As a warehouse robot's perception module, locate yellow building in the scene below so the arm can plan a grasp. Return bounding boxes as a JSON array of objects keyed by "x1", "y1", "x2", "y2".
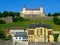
[{"x1": 27, "y1": 23, "x2": 54, "y2": 43}]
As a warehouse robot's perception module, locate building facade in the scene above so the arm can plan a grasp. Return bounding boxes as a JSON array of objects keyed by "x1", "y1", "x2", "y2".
[
  {"x1": 10, "y1": 27, "x2": 25, "y2": 36},
  {"x1": 13, "y1": 32, "x2": 28, "y2": 45},
  {"x1": 58, "y1": 34, "x2": 60, "y2": 42},
  {"x1": 27, "y1": 23, "x2": 54, "y2": 43},
  {"x1": 20, "y1": 5, "x2": 46, "y2": 19}
]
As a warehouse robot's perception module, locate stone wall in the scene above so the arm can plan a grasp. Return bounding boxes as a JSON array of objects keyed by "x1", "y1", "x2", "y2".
[
  {"x1": 0, "y1": 16, "x2": 13, "y2": 23},
  {"x1": 28, "y1": 42, "x2": 60, "y2": 45},
  {"x1": 0, "y1": 40, "x2": 13, "y2": 45},
  {"x1": 24, "y1": 15, "x2": 53, "y2": 20}
]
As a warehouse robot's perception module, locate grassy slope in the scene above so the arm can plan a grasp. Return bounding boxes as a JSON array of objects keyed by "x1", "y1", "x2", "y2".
[{"x1": 0, "y1": 20, "x2": 60, "y2": 31}]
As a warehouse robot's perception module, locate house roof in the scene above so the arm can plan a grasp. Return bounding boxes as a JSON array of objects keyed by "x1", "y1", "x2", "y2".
[
  {"x1": 14, "y1": 32, "x2": 28, "y2": 38},
  {"x1": 28, "y1": 24, "x2": 37, "y2": 29},
  {"x1": 38, "y1": 23, "x2": 52, "y2": 29},
  {"x1": 28, "y1": 23, "x2": 52, "y2": 29}
]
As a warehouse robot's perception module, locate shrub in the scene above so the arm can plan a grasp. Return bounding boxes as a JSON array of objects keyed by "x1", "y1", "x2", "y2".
[{"x1": 0, "y1": 20, "x2": 6, "y2": 24}]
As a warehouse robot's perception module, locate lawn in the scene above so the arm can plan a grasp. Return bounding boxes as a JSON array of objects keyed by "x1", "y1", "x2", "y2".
[{"x1": 0, "y1": 20, "x2": 60, "y2": 31}]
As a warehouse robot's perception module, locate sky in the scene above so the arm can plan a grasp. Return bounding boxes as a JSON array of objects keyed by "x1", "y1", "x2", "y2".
[{"x1": 0, "y1": 0, "x2": 60, "y2": 14}]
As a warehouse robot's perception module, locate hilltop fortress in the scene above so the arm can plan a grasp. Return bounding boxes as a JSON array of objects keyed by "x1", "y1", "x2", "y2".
[
  {"x1": 20, "y1": 5, "x2": 54, "y2": 20},
  {"x1": 20, "y1": 5, "x2": 47, "y2": 19}
]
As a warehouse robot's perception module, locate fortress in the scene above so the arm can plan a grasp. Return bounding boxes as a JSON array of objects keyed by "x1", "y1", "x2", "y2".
[{"x1": 20, "y1": 5, "x2": 46, "y2": 19}]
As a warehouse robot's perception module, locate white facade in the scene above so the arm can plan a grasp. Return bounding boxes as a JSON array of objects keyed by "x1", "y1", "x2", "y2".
[
  {"x1": 13, "y1": 37, "x2": 28, "y2": 41},
  {"x1": 20, "y1": 6, "x2": 46, "y2": 19},
  {"x1": 20, "y1": 6, "x2": 43, "y2": 15},
  {"x1": 12, "y1": 32, "x2": 28, "y2": 45},
  {"x1": 10, "y1": 29, "x2": 24, "y2": 36},
  {"x1": 13, "y1": 37, "x2": 28, "y2": 45}
]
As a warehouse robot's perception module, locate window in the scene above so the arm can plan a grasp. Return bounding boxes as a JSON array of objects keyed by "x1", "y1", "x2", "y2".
[
  {"x1": 31, "y1": 36, "x2": 33, "y2": 38},
  {"x1": 29, "y1": 36, "x2": 30, "y2": 38},
  {"x1": 29, "y1": 40, "x2": 30, "y2": 42},
  {"x1": 16, "y1": 37, "x2": 17, "y2": 39},
  {"x1": 28, "y1": 30, "x2": 34, "y2": 35},
  {"x1": 48, "y1": 36, "x2": 50, "y2": 42},
  {"x1": 48, "y1": 31, "x2": 52, "y2": 35},
  {"x1": 31, "y1": 40, "x2": 33, "y2": 42},
  {"x1": 19, "y1": 37, "x2": 21, "y2": 39},
  {"x1": 40, "y1": 29, "x2": 42, "y2": 35},
  {"x1": 37, "y1": 29, "x2": 38, "y2": 36},
  {"x1": 44, "y1": 29, "x2": 46, "y2": 36}
]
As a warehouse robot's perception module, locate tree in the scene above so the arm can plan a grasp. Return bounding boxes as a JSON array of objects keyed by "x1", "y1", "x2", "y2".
[
  {"x1": 8, "y1": 12, "x2": 20, "y2": 18},
  {"x1": 8, "y1": 12, "x2": 15, "y2": 17},
  {"x1": 52, "y1": 13, "x2": 60, "y2": 16},
  {"x1": 0, "y1": 30, "x2": 6, "y2": 39},
  {"x1": 2, "y1": 11, "x2": 8, "y2": 17},
  {"x1": 15, "y1": 12, "x2": 20, "y2": 17},
  {"x1": 4, "y1": 35, "x2": 12, "y2": 40},
  {"x1": 0, "y1": 20, "x2": 6, "y2": 24},
  {"x1": 53, "y1": 34, "x2": 59, "y2": 42},
  {"x1": 0, "y1": 12, "x2": 2, "y2": 18},
  {"x1": 48, "y1": 13, "x2": 51, "y2": 16},
  {"x1": 53, "y1": 16, "x2": 60, "y2": 25}
]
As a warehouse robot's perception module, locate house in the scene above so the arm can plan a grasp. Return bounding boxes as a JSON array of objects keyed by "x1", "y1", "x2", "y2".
[
  {"x1": 20, "y1": 5, "x2": 46, "y2": 19},
  {"x1": 27, "y1": 23, "x2": 54, "y2": 43},
  {"x1": 13, "y1": 32, "x2": 28, "y2": 45},
  {"x1": 9, "y1": 27, "x2": 25, "y2": 36}
]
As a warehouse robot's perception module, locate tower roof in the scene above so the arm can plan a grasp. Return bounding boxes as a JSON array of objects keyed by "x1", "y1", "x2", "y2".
[
  {"x1": 23, "y1": 5, "x2": 26, "y2": 8},
  {"x1": 40, "y1": 5, "x2": 43, "y2": 7}
]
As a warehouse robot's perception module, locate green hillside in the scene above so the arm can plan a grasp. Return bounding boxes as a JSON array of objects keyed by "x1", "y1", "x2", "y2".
[{"x1": 0, "y1": 20, "x2": 60, "y2": 31}]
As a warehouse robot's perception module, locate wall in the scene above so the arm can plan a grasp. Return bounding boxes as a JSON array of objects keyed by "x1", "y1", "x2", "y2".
[
  {"x1": 25, "y1": 16, "x2": 53, "y2": 20},
  {"x1": 28, "y1": 42, "x2": 60, "y2": 45},
  {"x1": 0, "y1": 16, "x2": 13, "y2": 23}
]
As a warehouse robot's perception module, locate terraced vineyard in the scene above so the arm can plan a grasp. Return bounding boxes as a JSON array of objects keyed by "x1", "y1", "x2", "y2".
[{"x1": 0, "y1": 20, "x2": 60, "y2": 31}]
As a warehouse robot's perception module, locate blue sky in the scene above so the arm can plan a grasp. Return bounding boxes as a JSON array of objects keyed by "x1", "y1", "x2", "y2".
[{"x1": 0, "y1": 0, "x2": 60, "y2": 14}]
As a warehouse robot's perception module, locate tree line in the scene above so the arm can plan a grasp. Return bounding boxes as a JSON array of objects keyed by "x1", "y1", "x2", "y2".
[
  {"x1": 0, "y1": 11, "x2": 60, "y2": 25},
  {"x1": 47, "y1": 13, "x2": 60, "y2": 25},
  {"x1": 53, "y1": 16, "x2": 60, "y2": 25},
  {"x1": 0, "y1": 11, "x2": 30, "y2": 24},
  {"x1": 0, "y1": 11, "x2": 20, "y2": 18},
  {"x1": 48, "y1": 13, "x2": 60, "y2": 16}
]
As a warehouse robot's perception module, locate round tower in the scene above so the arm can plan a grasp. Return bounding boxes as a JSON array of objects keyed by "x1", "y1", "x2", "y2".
[{"x1": 23, "y1": 5, "x2": 26, "y2": 13}]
